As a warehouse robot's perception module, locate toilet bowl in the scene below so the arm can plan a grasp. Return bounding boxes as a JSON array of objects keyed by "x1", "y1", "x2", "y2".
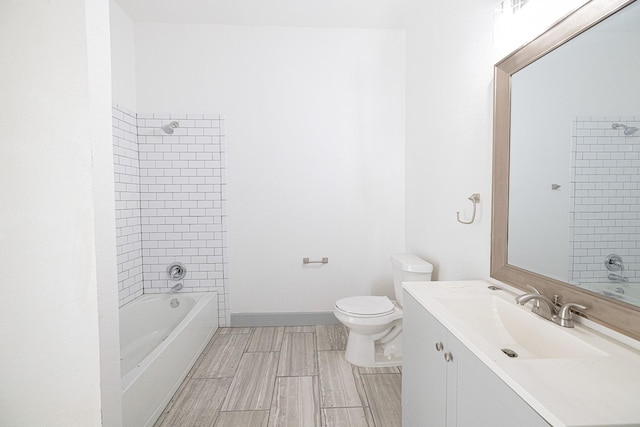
[{"x1": 334, "y1": 254, "x2": 433, "y2": 367}]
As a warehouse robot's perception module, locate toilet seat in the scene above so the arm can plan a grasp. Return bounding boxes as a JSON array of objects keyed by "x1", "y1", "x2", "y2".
[{"x1": 335, "y1": 296, "x2": 395, "y2": 317}]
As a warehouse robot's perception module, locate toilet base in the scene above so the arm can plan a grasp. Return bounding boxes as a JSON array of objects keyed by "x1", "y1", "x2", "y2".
[{"x1": 344, "y1": 327, "x2": 403, "y2": 368}]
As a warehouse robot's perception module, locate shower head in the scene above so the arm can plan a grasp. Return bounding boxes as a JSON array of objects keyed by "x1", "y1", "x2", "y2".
[
  {"x1": 612, "y1": 122, "x2": 639, "y2": 136},
  {"x1": 161, "y1": 121, "x2": 180, "y2": 134}
]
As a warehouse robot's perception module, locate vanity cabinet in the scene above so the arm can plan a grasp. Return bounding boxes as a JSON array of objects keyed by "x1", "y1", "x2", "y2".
[{"x1": 402, "y1": 291, "x2": 551, "y2": 427}]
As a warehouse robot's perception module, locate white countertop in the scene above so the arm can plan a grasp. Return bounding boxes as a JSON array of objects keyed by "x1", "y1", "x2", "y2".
[{"x1": 404, "y1": 280, "x2": 640, "y2": 427}]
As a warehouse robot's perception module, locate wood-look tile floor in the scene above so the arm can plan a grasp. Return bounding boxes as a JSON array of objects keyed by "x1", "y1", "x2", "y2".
[{"x1": 154, "y1": 325, "x2": 402, "y2": 427}]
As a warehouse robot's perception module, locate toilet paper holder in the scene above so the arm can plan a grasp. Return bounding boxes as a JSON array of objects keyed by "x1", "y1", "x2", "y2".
[{"x1": 303, "y1": 257, "x2": 329, "y2": 264}]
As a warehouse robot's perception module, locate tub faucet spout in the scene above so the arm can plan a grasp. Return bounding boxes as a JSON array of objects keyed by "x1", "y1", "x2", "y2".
[
  {"x1": 608, "y1": 273, "x2": 629, "y2": 283},
  {"x1": 170, "y1": 283, "x2": 183, "y2": 293}
]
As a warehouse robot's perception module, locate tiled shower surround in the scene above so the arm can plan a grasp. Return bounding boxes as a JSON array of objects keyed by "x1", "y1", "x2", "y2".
[
  {"x1": 569, "y1": 116, "x2": 640, "y2": 286},
  {"x1": 112, "y1": 106, "x2": 229, "y2": 325},
  {"x1": 113, "y1": 107, "x2": 144, "y2": 305}
]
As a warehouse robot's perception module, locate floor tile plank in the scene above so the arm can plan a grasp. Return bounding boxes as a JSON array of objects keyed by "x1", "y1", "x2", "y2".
[
  {"x1": 362, "y1": 373, "x2": 402, "y2": 427},
  {"x1": 284, "y1": 326, "x2": 315, "y2": 333},
  {"x1": 222, "y1": 352, "x2": 279, "y2": 411},
  {"x1": 318, "y1": 351, "x2": 367, "y2": 408},
  {"x1": 248, "y1": 327, "x2": 285, "y2": 352},
  {"x1": 316, "y1": 325, "x2": 347, "y2": 351},
  {"x1": 277, "y1": 333, "x2": 317, "y2": 376},
  {"x1": 268, "y1": 376, "x2": 320, "y2": 427},
  {"x1": 192, "y1": 333, "x2": 250, "y2": 378},
  {"x1": 154, "y1": 378, "x2": 232, "y2": 427},
  {"x1": 216, "y1": 327, "x2": 253, "y2": 335},
  {"x1": 358, "y1": 366, "x2": 401, "y2": 374},
  {"x1": 321, "y1": 407, "x2": 370, "y2": 427},
  {"x1": 214, "y1": 410, "x2": 269, "y2": 426}
]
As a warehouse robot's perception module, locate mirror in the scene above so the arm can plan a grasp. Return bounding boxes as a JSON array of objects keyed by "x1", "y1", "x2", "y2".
[{"x1": 492, "y1": 0, "x2": 640, "y2": 340}]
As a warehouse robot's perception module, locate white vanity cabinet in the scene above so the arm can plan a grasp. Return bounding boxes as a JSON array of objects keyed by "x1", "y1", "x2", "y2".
[{"x1": 402, "y1": 291, "x2": 551, "y2": 427}]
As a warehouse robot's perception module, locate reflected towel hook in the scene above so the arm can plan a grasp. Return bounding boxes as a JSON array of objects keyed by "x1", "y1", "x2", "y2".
[{"x1": 456, "y1": 193, "x2": 480, "y2": 225}]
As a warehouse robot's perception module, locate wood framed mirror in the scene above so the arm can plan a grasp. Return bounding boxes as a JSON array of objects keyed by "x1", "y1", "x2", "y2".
[{"x1": 491, "y1": 0, "x2": 640, "y2": 340}]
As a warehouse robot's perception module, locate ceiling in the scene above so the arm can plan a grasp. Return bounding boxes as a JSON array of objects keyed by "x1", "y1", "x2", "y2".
[{"x1": 113, "y1": 0, "x2": 422, "y2": 29}]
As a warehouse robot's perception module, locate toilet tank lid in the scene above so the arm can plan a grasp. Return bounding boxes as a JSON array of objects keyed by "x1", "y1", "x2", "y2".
[{"x1": 391, "y1": 253, "x2": 433, "y2": 273}]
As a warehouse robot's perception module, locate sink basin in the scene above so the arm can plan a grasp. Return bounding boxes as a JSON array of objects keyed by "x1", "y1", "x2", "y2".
[{"x1": 435, "y1": 295, "x2": 608, "y2": 360}]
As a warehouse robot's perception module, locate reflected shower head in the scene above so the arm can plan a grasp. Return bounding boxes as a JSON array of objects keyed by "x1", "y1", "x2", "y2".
[
  {"x1": 161, "y1": 121, "x2": 180, "y2": 134},
  {"x1": 612, "y1": 122, "x2": 639, "y2": 136}
]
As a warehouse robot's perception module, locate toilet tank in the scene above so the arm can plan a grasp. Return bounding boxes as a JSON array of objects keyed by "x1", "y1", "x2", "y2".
[{"x1": 391, "y1": 253, "x2": 433, "y2": 307}]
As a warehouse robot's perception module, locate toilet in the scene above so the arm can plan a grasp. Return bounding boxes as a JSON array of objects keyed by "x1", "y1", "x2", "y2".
[{"x1": 334, "y1": 253, "x2": 433, "y2": 367}]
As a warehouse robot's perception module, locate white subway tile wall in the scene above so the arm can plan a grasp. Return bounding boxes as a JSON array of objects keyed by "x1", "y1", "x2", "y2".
[
  {"x1": 113, "y1": 106, "x2": 144, "y2": 306},
  {"x1": 569, "y1": 116, "x2": 640, "y2": 288},
  {"x1": 112, "y1": 107, "x2": 229, "y2": 326}
]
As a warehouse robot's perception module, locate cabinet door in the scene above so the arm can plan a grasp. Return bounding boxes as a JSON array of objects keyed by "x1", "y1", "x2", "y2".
[
  {"x1": 451, "y1": 334, "x2": 551, "y2": 427},
  {"x1": 402, "y1": 292, "x2": 449, "y2": 427}
]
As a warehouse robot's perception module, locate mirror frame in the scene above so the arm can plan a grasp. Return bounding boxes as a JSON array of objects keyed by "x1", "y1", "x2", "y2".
[{"x1": 492, "y1": 0, "x2": 640, "y2": 340}]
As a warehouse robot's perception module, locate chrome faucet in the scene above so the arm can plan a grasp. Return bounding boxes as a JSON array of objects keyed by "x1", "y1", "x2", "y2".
[
  {"x1": 515, "y1": 285, "x2": 558, "y2": 321},
  {"x1": 515, "y1": 285, "x2": 587, "y2": 328},
  {"x1": 169, "y1": 282, "x2": 183, "y2": 293}
]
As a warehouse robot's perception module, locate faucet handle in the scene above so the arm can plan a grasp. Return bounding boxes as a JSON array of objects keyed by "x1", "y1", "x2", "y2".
[
  {"x1": 555, "y1": 303, "x2": 587, "y2": 328},
  {"x1": 558, "y1": 302, "x2": 587, "y2": 319}
]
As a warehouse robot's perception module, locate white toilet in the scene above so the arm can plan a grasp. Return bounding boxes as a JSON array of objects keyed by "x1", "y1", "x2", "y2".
[{"x1": 334, "y1": 253, "x2": 433, "y2": 367}]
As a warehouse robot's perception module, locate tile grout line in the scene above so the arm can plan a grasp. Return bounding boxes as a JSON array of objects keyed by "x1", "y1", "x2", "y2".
[
  {"x1": 266, "y1": 327, "x2": 279, "y2": 426},
  {"x1": 313, "y1": 327, "x2": 324, "y2": 427}
]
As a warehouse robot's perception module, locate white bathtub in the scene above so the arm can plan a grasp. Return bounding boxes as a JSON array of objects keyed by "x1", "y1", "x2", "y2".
[
  {"x1": 120, "y1": 292, "x2": 218, "y2": 427},
  {"x1": 585, "y1": 282, "x2": 640, "y2": 306}
]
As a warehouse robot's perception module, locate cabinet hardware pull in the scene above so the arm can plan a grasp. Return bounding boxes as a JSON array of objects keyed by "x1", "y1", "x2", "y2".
[
  {"x1": 444, "y1": 352, "x2": 453, "y2": 362},
  {"x1": 435, "y1": 342, "x2": 444, "y2": 351}
]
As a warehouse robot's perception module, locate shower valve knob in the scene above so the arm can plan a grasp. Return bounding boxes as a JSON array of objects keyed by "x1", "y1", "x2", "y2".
[{"x1": 167, "y1": 262, "x2": 187, "y2": 280}]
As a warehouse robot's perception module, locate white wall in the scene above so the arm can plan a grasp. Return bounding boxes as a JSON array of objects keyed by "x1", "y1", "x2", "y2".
[
  {"x1": 110, "y1": 0, "x2": 137, "y2": 110},
  {"x1": 404, "y1": 0, "x2": 497, "y2": 280},
  {"x1": 0, "y1": 0, "x2": 120, "y2": 425},
  {"x1": 133, "y1": 24, "x2": 406, "y2": 314}
]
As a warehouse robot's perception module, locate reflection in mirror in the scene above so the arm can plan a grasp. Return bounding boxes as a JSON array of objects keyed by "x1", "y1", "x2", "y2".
[
  {"x1": 508, "y1": 0, "x2": 640, "y2": 305},
  {"x1": 492, "y1": 0, "x2": 640, "y2": 340}
]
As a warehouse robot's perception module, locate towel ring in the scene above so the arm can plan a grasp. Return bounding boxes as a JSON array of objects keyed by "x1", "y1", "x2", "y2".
[{"x1": 456, "y1": 193, "x2": 480, "y2": 225}]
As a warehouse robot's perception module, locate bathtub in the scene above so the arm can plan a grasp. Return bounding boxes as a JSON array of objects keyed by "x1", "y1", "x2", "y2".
[
  {"x1": 120, "y1": 292, "x2": 218, "y2": 427},
  {"x1": 583, "y1": 282, "x2": 640, "y2": 306}
]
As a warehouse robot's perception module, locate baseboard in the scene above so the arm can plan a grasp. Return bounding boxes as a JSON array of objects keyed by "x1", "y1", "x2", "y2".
[{"x1": 230, "y1": 311, "x2": 339, "y2": 327}]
